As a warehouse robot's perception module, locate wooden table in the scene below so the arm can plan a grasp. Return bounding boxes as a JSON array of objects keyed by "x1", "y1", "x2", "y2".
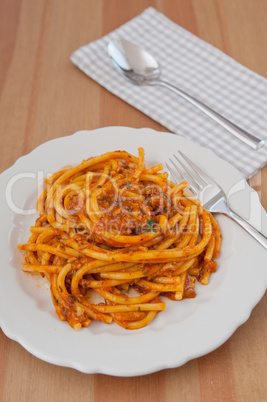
[{"x1": 0, "y1": 1, "x2": 266, "y2": 401}]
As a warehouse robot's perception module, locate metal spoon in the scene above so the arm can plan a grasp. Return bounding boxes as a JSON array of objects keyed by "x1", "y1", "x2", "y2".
[{"x1": 107, "y1": 38, "x2": 264, "y2": 150}]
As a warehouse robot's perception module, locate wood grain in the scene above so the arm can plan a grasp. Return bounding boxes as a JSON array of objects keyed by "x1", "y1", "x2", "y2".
[{"x1": 0, "y1": 1, "x2": 266, "y2": 401}]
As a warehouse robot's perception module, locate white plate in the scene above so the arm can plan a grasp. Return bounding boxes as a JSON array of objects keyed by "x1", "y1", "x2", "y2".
[{"x1": 0, "y1": 127, "x2": 266, "y2": 377}]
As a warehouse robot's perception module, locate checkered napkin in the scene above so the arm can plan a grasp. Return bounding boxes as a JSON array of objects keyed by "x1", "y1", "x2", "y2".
[{"x1": 71, "y1": 7, "x2": 267, "y2": 179}]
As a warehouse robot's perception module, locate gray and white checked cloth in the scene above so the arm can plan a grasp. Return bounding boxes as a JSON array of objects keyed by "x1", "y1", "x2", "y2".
[{"x1": 71, "y1": 7, "x2": 267, "y2": 179}]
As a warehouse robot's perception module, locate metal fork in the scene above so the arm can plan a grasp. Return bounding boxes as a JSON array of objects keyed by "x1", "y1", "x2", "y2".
[{"x1": 166, "y1": 151, "x2": 267, "y2": 251}]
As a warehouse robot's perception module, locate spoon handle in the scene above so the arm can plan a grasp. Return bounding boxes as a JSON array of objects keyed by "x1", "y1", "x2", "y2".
[{"x1": 156, "y1": 80, "x2": 264, "y2": 150}]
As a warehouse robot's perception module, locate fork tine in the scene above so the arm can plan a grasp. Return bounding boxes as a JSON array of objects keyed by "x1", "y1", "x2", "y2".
[
  {"x1": 165, "y1": 162, "x2": 184, "y2": 185},
  {"x1": 172, "y1": 154, "x2": 202, "y2": 193},
  {"x1": 168, "y1": 158, "x2": 198, "y2": 195},
  {"x1": 178, "y1": 151, "x2": 211, "y2": 187}
]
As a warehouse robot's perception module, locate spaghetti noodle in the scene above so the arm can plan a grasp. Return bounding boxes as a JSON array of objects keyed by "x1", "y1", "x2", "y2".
[{"x1": 18, "y1": 148, "x2": 221, "y2": 330}]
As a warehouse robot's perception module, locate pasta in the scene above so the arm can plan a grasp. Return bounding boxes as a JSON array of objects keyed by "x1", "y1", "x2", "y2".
[{"x1": 18, "y1": 148, "x2": 221, "y2": 330}]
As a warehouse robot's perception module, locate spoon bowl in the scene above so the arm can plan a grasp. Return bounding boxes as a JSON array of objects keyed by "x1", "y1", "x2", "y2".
[
  {"x1": 108, "y1": 39, "x2": 160, "y2": 84},
  {"x1": 107, "y1": 38, "x2": 264, "y2": 150}
]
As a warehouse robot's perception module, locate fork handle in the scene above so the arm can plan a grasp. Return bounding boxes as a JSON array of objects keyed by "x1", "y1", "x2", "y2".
[
  {"x1": 156, "y1": 80, "x2": 264, "y2": 150},
  {"x1": 225, "y1": 209, "x2": 267, "y2": 250}
]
